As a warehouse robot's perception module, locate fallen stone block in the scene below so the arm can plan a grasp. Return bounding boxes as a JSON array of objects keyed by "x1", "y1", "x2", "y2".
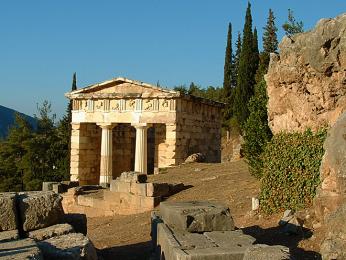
[
  {"x1": 156, "y1": 223, "x2": 254, "y2": 260},
  {"x1": 0, "y1": 230, "x2": 19, "y2": 242},
  {"x1": 37, "y1": 233, "x2": 98, "y2": 260},
  {"x1": 160, "y1": 201, "x2": 235, "y2": 232},
  {"x1": 18, "y1": 191, "x2": 64, "y2": 232},
  {"x1": 243, "y1": 244, "x2": 291, "y2": 260},
  {"x1": 52, "y1": 183, "x2": 65, "y2": 194},
  {"x1": 0, "y1": 238, "x2": 43, "y2": 259},
  {"x1": 42, "y1": 182, "x2": 59, "y2": 192},
  {"x1": 0, "y1": 193, "x2": 18, "y2": 231},
  {"x1": 118, "y1": 171, "x2": 147, "y2": 183},
  {"x1": 146, "y1": 183, "x2": 170, "y2": 197},
  {"x1": 204, "y1": 230, "x2": 255, "y2": 248},
  {"x1": 28, "y1": 224, "x2": 74, "y2": 241},
  {"x1": 62, "y1": 214, "x2": 87, "y2": 235},
  {"x1": 130, "y1": 183, "x2": 147, "y2": 196}
]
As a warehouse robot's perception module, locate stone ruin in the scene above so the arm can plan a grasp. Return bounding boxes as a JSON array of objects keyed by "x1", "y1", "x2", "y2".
[
  {"x1": 0, "y1": 191, "x2": 97, "y2": 260},
  {"x1": 151, "y1": 201, "x2": 291, "y2": 260},
  {"x1": 47, "y1": 172, "x2": 184, "y2": 217}
]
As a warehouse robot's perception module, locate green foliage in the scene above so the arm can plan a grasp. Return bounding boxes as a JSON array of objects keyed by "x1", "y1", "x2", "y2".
[
  {"x1": 243, "y1": 79, "x2": 272, "y2": 178},
  {"x1": 0, "y1": 101, "x2": 70, "y2": 192},
  {"x1": 173, "y1": 85, "x2": 188, "y2": 95},
  {"x1": 259, "y1": 129, "x2": 327, "y2": 214},
  {"x1": 282, "y1": 9, "x2": 304, "y2": 38},
  {"x1": 233, "y1": 2, "x2": 259, "y2": 128},
  {"x1": 223, "y1": 23, "x2": 233, "y2": 99},
  {"x1": 263, "y1": 9, "x2": 278, "y2": 55}
]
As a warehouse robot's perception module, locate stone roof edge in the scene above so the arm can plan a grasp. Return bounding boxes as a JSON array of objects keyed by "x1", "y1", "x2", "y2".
[{"x1": 65, "y1": 77, "x2": 177, "y2": 97}]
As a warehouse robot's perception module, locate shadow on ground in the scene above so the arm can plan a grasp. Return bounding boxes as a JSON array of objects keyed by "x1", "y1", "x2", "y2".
[
  {"x1": 242, "y1": 225, "x2": 321, "y2": 260},
  {"x1": 98, "y1": 241, "x2": 152, "y2": 260}
]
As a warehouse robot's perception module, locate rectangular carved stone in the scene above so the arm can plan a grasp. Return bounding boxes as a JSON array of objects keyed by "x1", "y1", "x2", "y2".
[
  {"x1": 110, "y1": 180, "x2": 131, "y2": 193},
  {"x1": 18, "y1": 191, "x2": 64, "y2": 232},
  {"x1": 0, "y1": 193, "x2": 18, "y2": 231},
  {"x1": 160, "y1": 201, "x2": 235, "y2": 233},
  {"x1": 0, "y1": 238, "x2": 43, "y2": 259},
  {"x1": 146, "y1": 183, "x2": 170, "y2": 197}
]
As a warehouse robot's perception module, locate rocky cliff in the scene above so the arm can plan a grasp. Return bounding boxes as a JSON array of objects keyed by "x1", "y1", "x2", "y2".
[{"x1": 265, "y1": 13, "x2": 346, "y2": 134}]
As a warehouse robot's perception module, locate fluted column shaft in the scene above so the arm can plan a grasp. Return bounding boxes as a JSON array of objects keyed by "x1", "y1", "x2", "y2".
[
  {"x1": 97, "y1": 123, "x2": 116, "y2": 185},
  {"x1": 132, "y1": 123, "x2": 151, "y2": 174}
]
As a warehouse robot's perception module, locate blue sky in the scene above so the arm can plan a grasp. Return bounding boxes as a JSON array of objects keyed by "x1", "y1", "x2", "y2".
[{"x1": 0, "y1": 1, "x2": 345, "y2": 119}]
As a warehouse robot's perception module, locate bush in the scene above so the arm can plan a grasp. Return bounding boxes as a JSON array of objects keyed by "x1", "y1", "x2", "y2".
[{"x1": 259, "y1": 128, "x2": 327, "y2": 214}]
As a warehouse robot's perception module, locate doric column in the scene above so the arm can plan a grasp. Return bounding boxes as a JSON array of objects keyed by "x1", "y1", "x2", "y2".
[
  {"x1": 132, "y1": 123, "x2": 151, "y2": 174},
  {"x1": 97, "y1": 123, "x2": 117, "y2": 185}
]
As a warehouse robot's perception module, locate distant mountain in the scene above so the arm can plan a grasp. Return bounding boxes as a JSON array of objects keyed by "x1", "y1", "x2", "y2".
[{"x1": 0, "y1": 105, "x2": 37, "y2": 139}]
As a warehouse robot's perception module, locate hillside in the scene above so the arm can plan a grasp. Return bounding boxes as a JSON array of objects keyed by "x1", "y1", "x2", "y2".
[{"x1": 0, "y1": 105, "x2": 37, "y2": 139}]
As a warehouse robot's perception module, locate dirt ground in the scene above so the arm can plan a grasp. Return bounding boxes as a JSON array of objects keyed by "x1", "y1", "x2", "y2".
[{"x1": 87, "y1": 160, "x2": 323, "y2": 260}]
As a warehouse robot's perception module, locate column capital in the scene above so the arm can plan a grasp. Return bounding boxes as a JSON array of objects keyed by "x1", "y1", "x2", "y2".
[
  {"x1": 97, "y1": 123, "x2": 117, "y2": 129},
  {"x1": 131, "y1": 123, "x2": 152, "y2": 129}
]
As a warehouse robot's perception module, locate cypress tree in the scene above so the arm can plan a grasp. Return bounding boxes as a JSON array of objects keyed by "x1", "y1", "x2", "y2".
[
  {"x1": 233, "y1": 2, "x2": 258, "y2": 128},
  {"x1": 223, "y1": 23, "x2": 233, "y2": 98},
  {"x1": 252, "y1": 27, "x2": 259, "y2": 72},
  {"x1": 232, "y1": 32, "x2": 242, "y2": 87}
]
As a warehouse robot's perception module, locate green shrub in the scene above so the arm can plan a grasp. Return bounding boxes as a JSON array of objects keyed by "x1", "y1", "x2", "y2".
[{"x1": 259, "y1": 128, "x2": 327, "y2": 214}]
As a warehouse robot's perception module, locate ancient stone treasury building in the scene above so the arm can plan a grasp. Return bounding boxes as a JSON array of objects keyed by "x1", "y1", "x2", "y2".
[{"x1": 65, "y1": 77, "x2": 223, "y2": 186}]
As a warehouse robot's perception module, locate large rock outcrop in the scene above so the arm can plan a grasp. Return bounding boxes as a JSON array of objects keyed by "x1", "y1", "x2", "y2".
[
  {"x1": 266, "y1": 13, "x2": 346, "y2": 134},
  {"x1": 314, "y1": 111, "x2": 346, "y2": 221}
]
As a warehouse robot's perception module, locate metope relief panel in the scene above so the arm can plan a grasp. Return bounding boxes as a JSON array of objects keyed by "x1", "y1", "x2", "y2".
[
  {"x1": 95, "y1": 100, "x2": 104, "y2": 111},
  {"x1": 159, "y1": 99, "x2": 170, "y2": 111},
  {"x1": 125, "y1": 99, "x2": 136, "y2": 111},
  {"x1": 110, "y1": 100, "x2": 120, "y2": 111},
  {"x1": 144, "y1": 99, "x2": 155, "y2": 111}
]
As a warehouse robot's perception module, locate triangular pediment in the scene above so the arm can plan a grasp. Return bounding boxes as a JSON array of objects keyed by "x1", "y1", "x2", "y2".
[{"x1": 66, "y1": 77, "x2": 178, "y2": 99}]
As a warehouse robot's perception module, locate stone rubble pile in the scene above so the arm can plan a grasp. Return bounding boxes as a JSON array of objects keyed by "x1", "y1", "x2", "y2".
[
  {"x1": 151, "y1": 201, "x2": 292, "y2": 260},
  {"x1": 0, "y1": 191, "x2": 97, "y2": 260}
]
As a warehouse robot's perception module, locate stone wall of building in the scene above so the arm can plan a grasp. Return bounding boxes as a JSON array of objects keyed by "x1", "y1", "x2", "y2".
[
  {"x1": 112, "y1": 124, "x2": 135, "y2": 178},
  {"x1": 70, "y1": 123, "x2": 101, "y2": 185},
  {"x1": 175, "y1": 98, "x2": 222, "y2": 163}
]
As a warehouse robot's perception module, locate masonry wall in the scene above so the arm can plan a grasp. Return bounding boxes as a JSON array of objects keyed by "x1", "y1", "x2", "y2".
[
  {"x1": 112, "y1": 124, "x2": 135, "y2": 178},
  {"x1": 175, "y1": 99, "x2": 222, "y2": 164},
  {"x1": 70, "y1": 123, "x2": 101, "y2": 185}
]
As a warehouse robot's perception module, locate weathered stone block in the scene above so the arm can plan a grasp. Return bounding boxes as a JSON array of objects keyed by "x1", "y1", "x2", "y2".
[
  {"x1": 243, "y1": 244, "x2": 291, "y2": 260},
  {"x1": 140, "y1": 196, "x2": 161, "y2": 209},
  {"x1": 0, "y1": 230, "x2": 19, "y2": 242},
  {"x1": 160, "y1": 201, "x2": 235, "y2": 233},
  {"x1": 18, "y1": 191, "x2": 64, "y2": 232},
  {"x1": 118, "y1": 171, "x2": 147, "y2": 183},
  {"x1": 37, "y1": 233, "x2": 97, "y2": 260},
  {"x1": 130, "y1": 183, "x2": 147, "y2": 196},
  {"x1": 42, "y1": 182, "x2": 59, "y2": 192},
  {"x1": 52, "y1": 183, "x2": 65, "y2": 193},
  {"x1": 204, "y1": 230, "x2": 255, "y2": 248},
  {"x1": 0, "y1": 238, "x2": 43, "y2": 259},
  {"x1": 28, "y1": 224, "x2": 74, "y2": 241},
  {"x1": 110, "y1": 180, "x2": 131, "y2": 193},
  {"x1": 0, "y1": 193, "x2": 18, "y2": 231},
  {"x1": 146, "y1": 183, "x2": 170, "y2": 197}
]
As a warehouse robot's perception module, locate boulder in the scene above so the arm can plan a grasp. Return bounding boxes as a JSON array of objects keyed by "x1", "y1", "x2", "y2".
[
  {"x1": 320, "y1": 204, "x2": 346, "y2": 259},
  {"x1": 265, "y1": 13, "x2": 346, "y2": 134},
  {"x1": 243, "y1": 244, "x2": 291, "y2": 260},
  {"x1": 37, "y1": 233, "x2": 97, "y2": 260},
  {"x1": 0, "y1": 193, "x2": 18, "y2": 231},
  {"x1": 18, "y1": 191, "x2": 64, "y2": 232},
  {"x1": 0, "y1": 238, "x2": 43, "y2": 259},
  {"x1": 314, "y1": 111, "x2": 346, "y2": 221},
  {"x1": 185, "y1": 153, "x2": 206, "y2": 163},
  {"x1": 160, "y1": 201, "x2": 235, "y2": 233},
  {"x1": 28, "y1": 224, "x2": 74, "y2": 241}
]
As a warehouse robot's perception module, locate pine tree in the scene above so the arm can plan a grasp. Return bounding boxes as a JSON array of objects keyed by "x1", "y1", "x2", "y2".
[
  {"x1": 223, "y1": 23, "x2": 233, "y2": 98},
  {"x1": 282, "y1": 9, "x2": 304, "y2": 39},
  {"x1": 233, "y1": 2, "x2": 259, "y2": 128}
]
